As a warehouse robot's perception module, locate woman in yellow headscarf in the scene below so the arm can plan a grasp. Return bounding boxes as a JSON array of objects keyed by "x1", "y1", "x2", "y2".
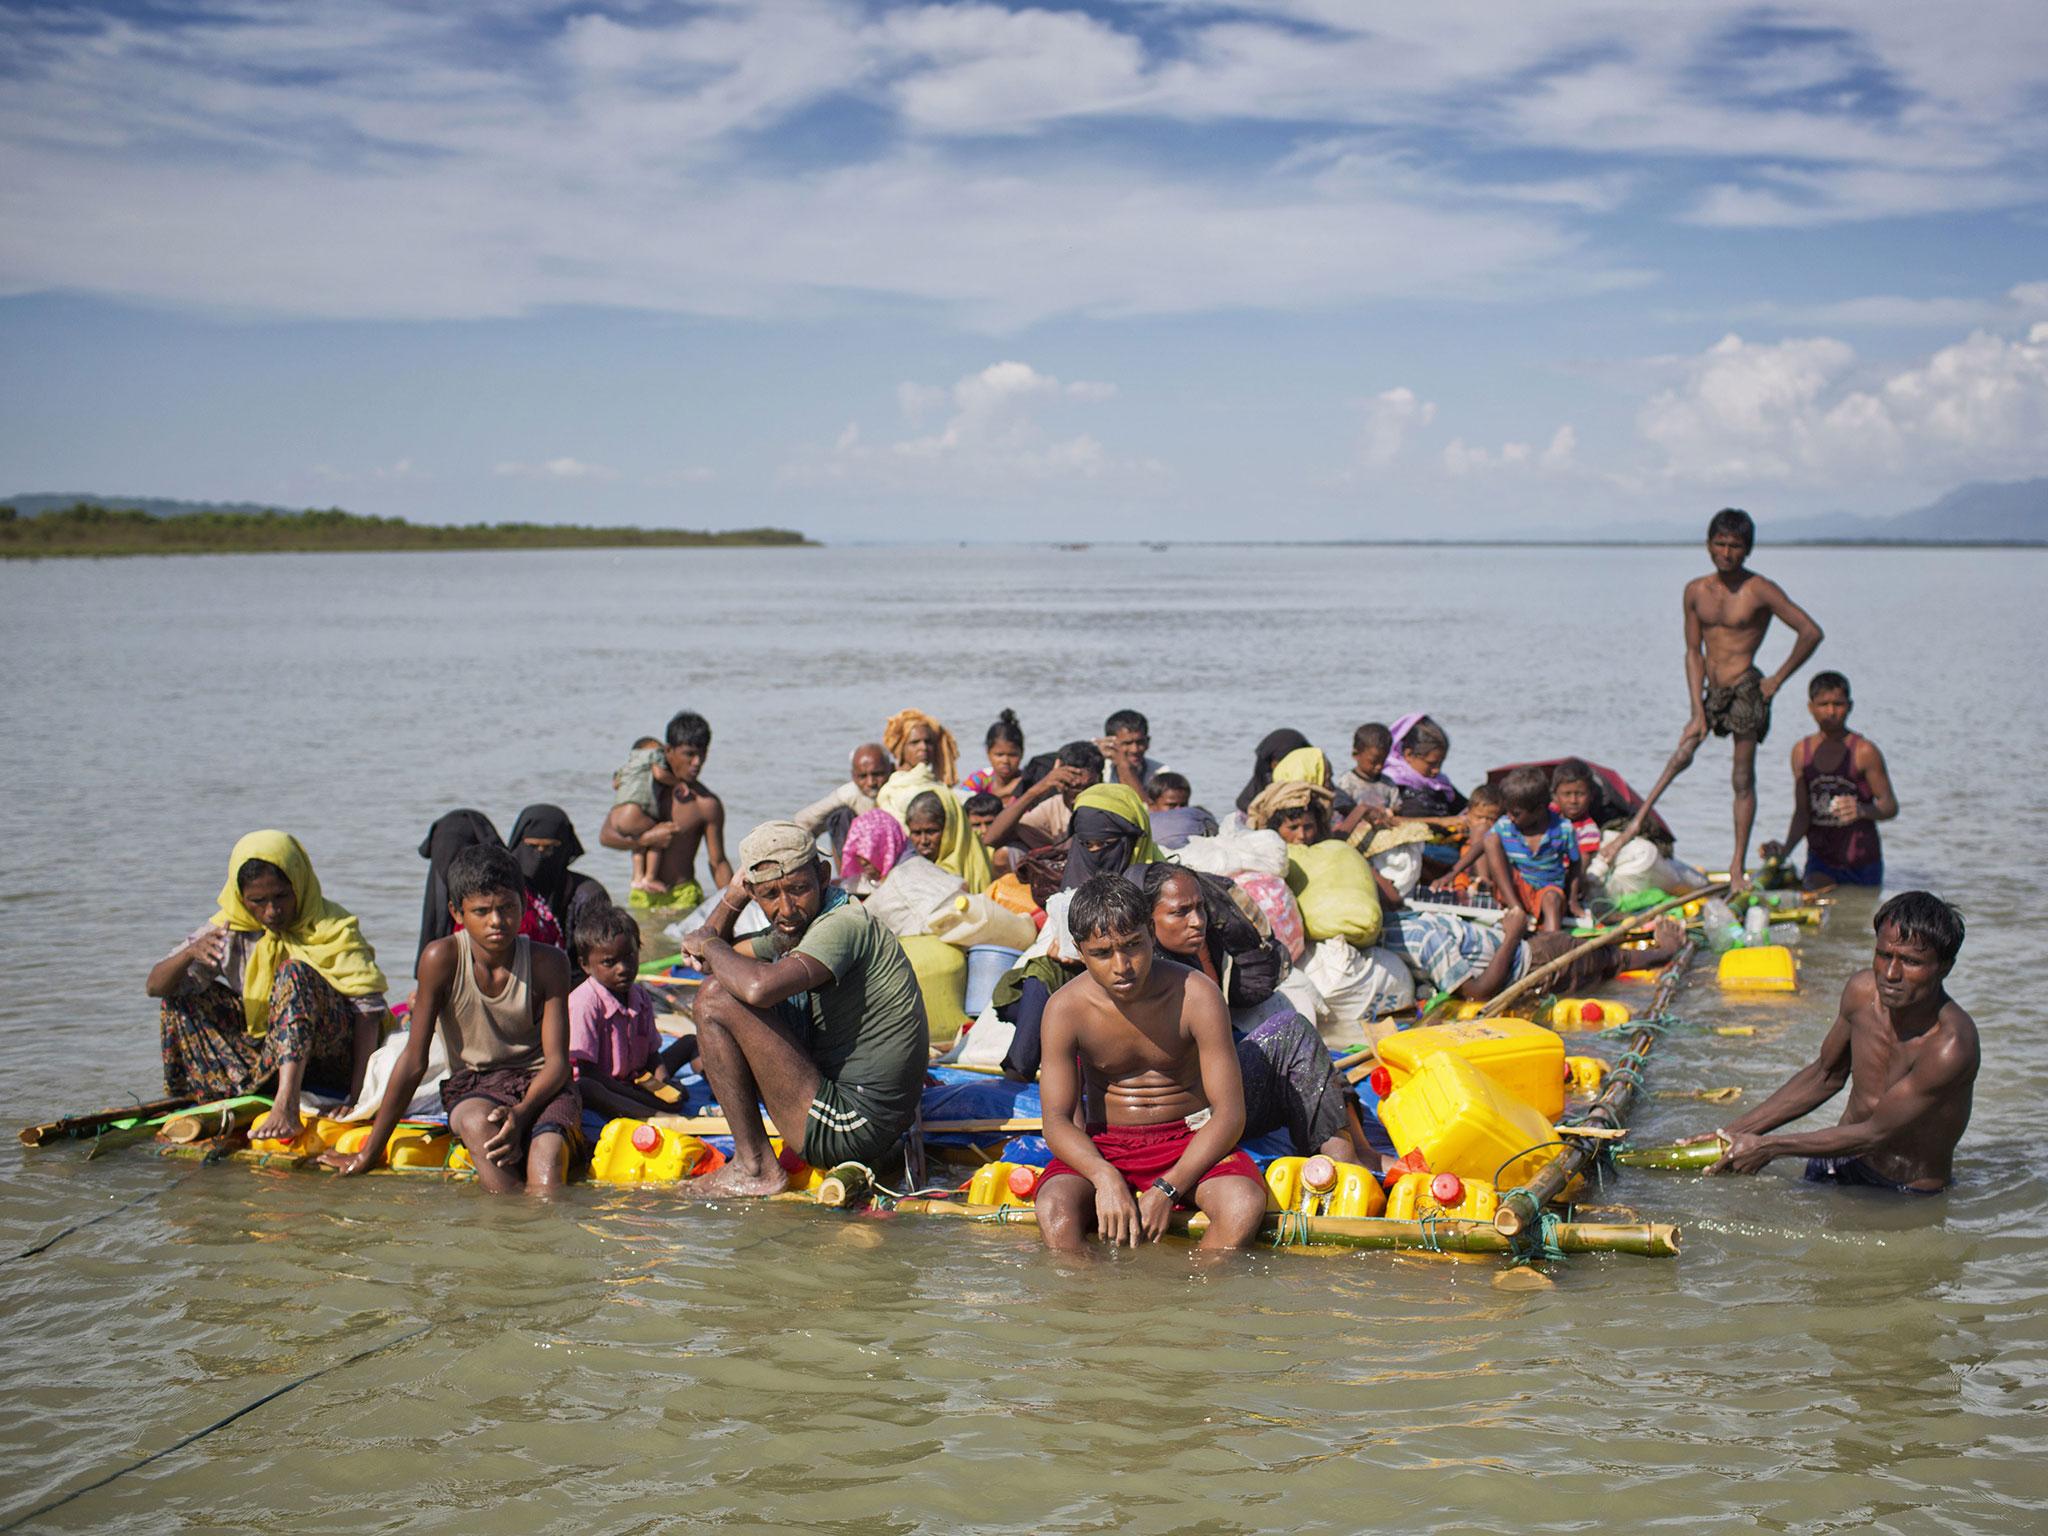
[
  {"x1": 1270, "y1": 744, "x2": 1331, "y2": 789},
  {"x1": 883, "y1": 708, "x2": 961, "y2": 787},
  {"x1": 145, "y1": 831, "x2": 390, "y2": 1142},
  {"x1": 897, "y1": 789, "x2": 995, "y2": 893}
]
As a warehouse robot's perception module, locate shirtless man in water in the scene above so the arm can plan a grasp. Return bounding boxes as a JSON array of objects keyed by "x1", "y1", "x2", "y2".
[
  {"x1": 1707, "y1": 892, "x2": 1976, "y2": 1193},
  {"x1": 601, "y1": 709, "x2": 733, "y2": 914},
  {"x1": 1608, "y1": 509, "x2": 1823, "y2": 889},
  {"x1": 1035, "y1": 875, "x2": 1267, "y2": 1251}
]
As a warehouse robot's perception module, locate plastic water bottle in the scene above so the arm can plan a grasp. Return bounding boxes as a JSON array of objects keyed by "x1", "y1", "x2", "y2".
[
  {"x1": 1744, "y1": 904, "x2": 1771, "y2": 943},
  {"x1": 1702, "y1": 898, "x2": 1744, "y2": 951},
  {"x1": 1769, "y1": 922, "x2": 1801, "y2": 947}
]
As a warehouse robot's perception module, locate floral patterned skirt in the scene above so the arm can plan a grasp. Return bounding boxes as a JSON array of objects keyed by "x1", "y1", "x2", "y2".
[{"x1": 159, "y1": 960, "x2": 358, "y2": 1101}]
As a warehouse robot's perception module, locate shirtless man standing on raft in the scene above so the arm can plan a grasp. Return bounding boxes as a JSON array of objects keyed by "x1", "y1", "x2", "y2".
[
  {"x1": 601, "y1": 710, "x2": 733, "y2": 922},
  {"x1": 1607, "y1": 508, "x2": 1823, "y2": 889},
  {"x1": 1034, "y1": 875, "x2": 1267, "y2": 1252},
  {"x1": 1707, "y1": 891, "x2": 1977, "y2": 1193}
]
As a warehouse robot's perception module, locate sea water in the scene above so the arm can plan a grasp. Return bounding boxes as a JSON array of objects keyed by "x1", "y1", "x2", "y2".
[{"x1": 2, "y1": 543, "x2": 2044, "y2": 1532}]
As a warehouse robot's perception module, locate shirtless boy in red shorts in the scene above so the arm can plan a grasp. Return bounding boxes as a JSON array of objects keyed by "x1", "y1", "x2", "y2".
[{"x1": 1034, "y1": 875, "x2": 1267, "y2": 1252}]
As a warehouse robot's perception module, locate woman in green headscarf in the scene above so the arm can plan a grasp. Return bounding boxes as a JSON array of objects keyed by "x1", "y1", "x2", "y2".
[{"x1": 145, "y1": 831, "x2": 390, "y2": 1141}]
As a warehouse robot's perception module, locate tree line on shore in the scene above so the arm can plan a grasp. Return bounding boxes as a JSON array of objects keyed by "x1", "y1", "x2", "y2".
[{"x1": 0, "y1": 502, "x2": 812, "y2": 558}]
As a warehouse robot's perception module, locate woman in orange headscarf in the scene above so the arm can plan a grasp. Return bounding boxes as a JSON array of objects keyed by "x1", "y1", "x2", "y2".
[{"x1": 883, "y1": 708, "x2": 961, "y2": 787}]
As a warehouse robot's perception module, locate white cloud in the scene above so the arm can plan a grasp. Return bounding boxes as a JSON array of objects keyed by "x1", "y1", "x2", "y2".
[
  {"x1": 1724, "y1": 280, "x2": 2048, "y2": 330},
  {"x1": 780, "y1": 359, "x2": 1159, "y2": 492},
  {"x1": 896, "y1": 381, "x2": 949, "y2": 426},
  {"x1": 880, "y1": 4, "x2": 1149, "y2": 135},
  {"x1": 1353, "y1": 387, "x2": 1436, "y2": 468},
  {"x1": 22, "y1": 1, "x2": 2043, "y2": 325},
  {"x1": 1541, "y1": 425, "x2": 1577, "y2": 472},
  {"x1": 1637, "y1": 322, "x2": 2048, "y2": 484},
  {"x1": 493, "y1": 457, "x2": 620, "y2": 481},
  {"x1": 308, "y1": 455, "x2": 423, "y2": 484},
  {"x1": 1442, "y1": 425, "x2": 1577, "y2": 477},
  {"x1": 1684, "y1": 166, "x2": 2034, "y2": 229}
]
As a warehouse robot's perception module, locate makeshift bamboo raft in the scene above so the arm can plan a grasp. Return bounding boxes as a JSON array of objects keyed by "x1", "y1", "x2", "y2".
[
  {"x1": 23, "y1": 891, "x2": 1771, "y2": 1262},
  {"x1": 782, "y1": 1161, "x2": 1679, "y2": 1256},
  {"x1": 1495, "y1": 935, "x2": 1698, "y2": 1239}
]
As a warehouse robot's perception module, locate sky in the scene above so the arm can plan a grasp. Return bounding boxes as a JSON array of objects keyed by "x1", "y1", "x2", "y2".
[{"x1": 2, "y1": 0, "x2": 2046, "y2": 540}]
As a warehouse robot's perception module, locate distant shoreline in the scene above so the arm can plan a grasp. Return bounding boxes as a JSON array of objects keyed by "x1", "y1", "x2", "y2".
[
  {"x1": 843, "y1": 537, "x2": 2048, "y2": 550},
  {"x1": 0, "y1": 503, "x2": 813, "y2": 559}
]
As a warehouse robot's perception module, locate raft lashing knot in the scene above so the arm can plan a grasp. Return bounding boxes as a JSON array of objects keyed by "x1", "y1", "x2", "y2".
[
  {"x1": 1268, "y1": 1209, "x2": 1314, "y2": 1251},
  {"x1": 1503, "y1": 1209, "x2": 1572, "y2": 1268}
]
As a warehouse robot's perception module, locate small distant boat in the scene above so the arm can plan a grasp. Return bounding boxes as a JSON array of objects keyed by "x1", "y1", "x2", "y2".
[{"x1": 1056, "y1": 541, "x2": 1091, "y2": 551}]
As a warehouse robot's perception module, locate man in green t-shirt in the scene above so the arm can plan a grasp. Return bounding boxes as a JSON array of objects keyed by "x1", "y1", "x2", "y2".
[{"x1": 677, "y1": 820, "x2": 929, "y2": 1196}]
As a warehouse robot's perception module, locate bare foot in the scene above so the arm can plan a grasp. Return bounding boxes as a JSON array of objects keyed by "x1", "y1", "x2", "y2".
[
  {"x1": 631, "y1": 877, "x2": 671, "y2": 895},
  {"x1": 685, "y1": 1157, "x2": 791, "y2": 1199},
  {"x1": 251, "y1": 1105, "x2": 302, "y2": 1142}
]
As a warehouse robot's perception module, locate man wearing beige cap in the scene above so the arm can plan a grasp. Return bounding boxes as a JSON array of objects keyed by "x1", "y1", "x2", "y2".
[{"x1": 677, "y1": 820, "x2": 929, "y2": 1196}]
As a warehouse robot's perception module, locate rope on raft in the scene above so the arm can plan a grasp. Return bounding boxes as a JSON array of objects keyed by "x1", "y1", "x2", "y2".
[
  {"x1": 1493, "y1": 935, "x2": 1702, "y2": 1242},
  {"x1": 1519, "y1": 1212, "x2": 1571, "y2": 1265},
  {"x1": 1269, "y1": 1209, "x2": 1313, "y2": 1251}
]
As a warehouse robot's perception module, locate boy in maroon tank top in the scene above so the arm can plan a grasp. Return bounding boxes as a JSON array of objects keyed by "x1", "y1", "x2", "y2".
[{"x1": 1762, "y1": 671, "x2": 1898, "y2": 889}]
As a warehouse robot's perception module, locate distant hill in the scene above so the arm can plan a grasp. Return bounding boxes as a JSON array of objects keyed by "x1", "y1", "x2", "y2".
[
  {"x1": 5, "y1": 492, "x2": 294, "y2": 519},
  {"x1": 1774, "y1": 478, "x2": 2048, "y2": 543}
]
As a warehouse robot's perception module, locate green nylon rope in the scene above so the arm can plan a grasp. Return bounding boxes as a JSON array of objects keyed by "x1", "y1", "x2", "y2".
[{"x1": 1269, "y1": 1209, "x2": 1312, "y2": 1251}]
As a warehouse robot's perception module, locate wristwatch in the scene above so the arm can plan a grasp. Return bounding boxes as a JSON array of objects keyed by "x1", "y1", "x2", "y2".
[{"x1": 1150, "y1": 1176, "x2": 1183, "y2": 1203}]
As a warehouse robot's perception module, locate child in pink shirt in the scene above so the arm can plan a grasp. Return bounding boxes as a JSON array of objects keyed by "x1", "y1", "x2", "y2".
[{"x1": 568, "y1": 903, "x2": 694, "y2": 1119}]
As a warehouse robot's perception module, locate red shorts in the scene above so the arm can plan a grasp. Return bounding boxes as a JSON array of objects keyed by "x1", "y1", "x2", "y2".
[
  {"x1": 1041, "y1": 1120, "x2": 1263, "y2": 1207},
  {"x1": 1513, "y1": 873, "x2": 1566, "y2": 914}
]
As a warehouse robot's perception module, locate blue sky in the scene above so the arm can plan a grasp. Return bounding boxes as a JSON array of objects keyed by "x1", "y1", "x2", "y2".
[{"x1": 2, "y1": 0, "x2": 2045, "y2": 538}]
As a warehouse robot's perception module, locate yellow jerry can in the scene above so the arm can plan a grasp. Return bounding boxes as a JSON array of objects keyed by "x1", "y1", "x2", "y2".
[
  {"x1": 1376, "y1": 1017, "x2": 1567, "y2": 1119},
  {"x1": 1263, "y1": 1155, "x2": 1386, "y2": 1218},
  {"x1": 1717, "y1": 944, "x2": 1798, "y2": 992},
  {"x1": 1384, "y1": 1170, "x2": 1499, "y2": 1222},
  {"x1": 1377, "y1": 1052, "x2": 1559, "y2": 1189}
]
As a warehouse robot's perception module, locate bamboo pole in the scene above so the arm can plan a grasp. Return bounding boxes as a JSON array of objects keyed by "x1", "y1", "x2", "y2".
[
  {"x1": 157, "y1": 1097, "x2": 271, "y2": 1146},
  {"x1": 1478, "y1": 882, "x2": 1726, "y2": 1020},
  {"x1": 1493, "y1": 938, "x2": 1698, "y2": 1238},
  {"x1": 1612, "y1": 1139, "x2": 1725, "y2": 1170},
  {"x1": 652, "y1": 1113, "x2": 1044, "y2": 1138},
  {"x1": 876, "y1": 1197, "x2": 1678, "y2": 1257},
  {"x1": 18, "y1": 1096, "x2": 193, "y2": 1148},
  {"x1": 814, "y1": 1162, "x2": 872, "y2": 1209}
]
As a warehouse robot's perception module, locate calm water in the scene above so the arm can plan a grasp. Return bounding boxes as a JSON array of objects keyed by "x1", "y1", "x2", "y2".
[{"x1": 2, "y1": 544, "x2": 2045, "y2": 1533}]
